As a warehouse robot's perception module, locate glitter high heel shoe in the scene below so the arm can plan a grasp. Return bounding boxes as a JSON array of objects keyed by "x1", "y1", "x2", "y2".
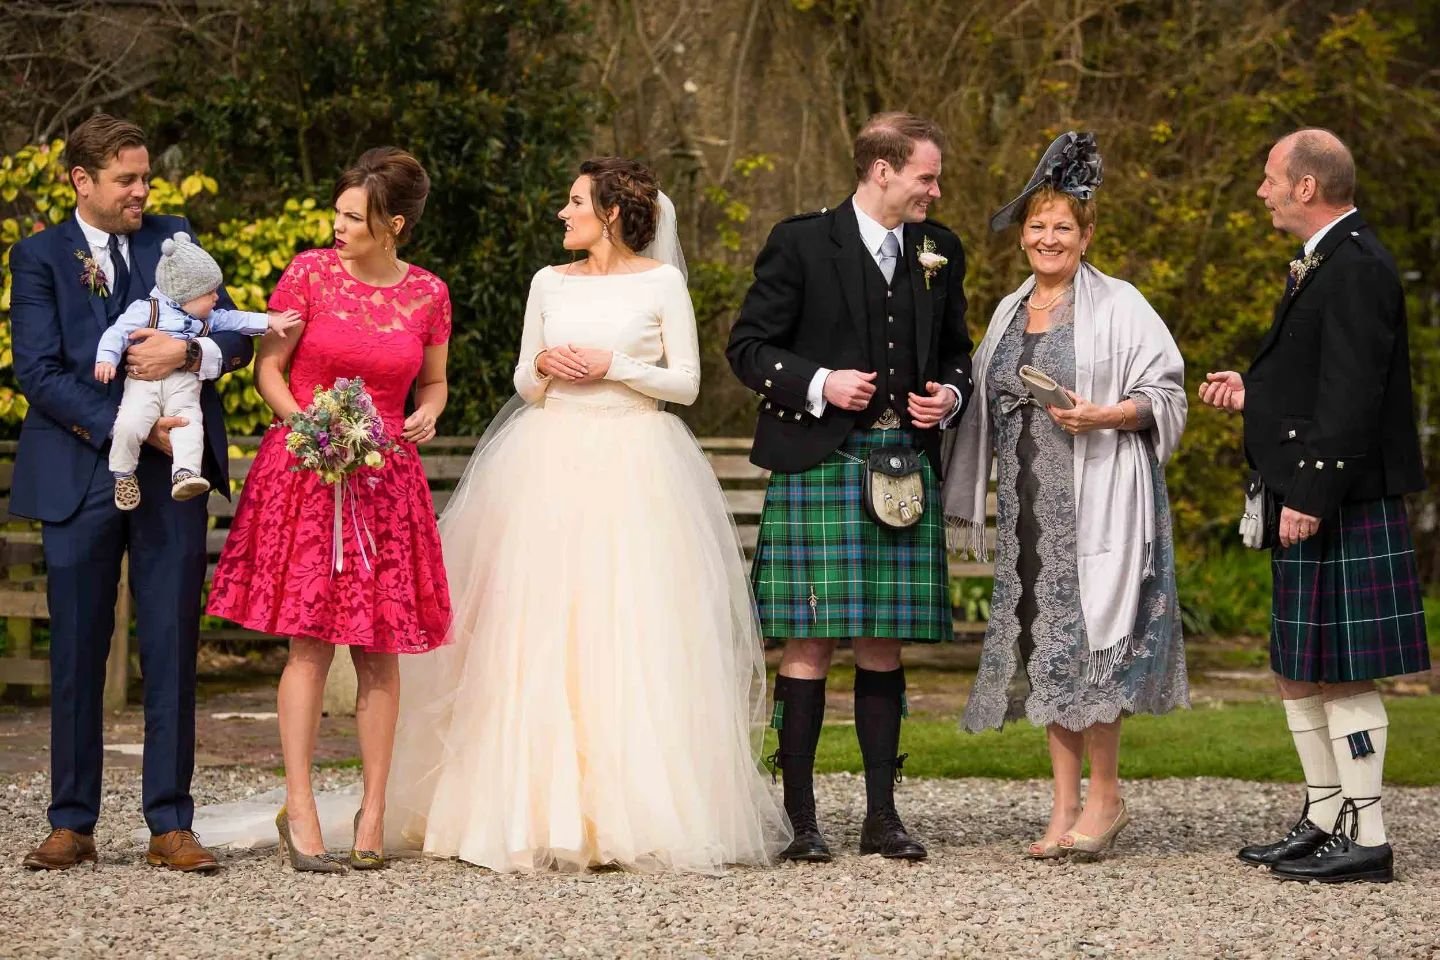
[
  {"x1": 349, "y1": 809, "x2": 385, "y2": 870},
  {"x1": 275, "y1": 806, "x2": 345, "y2": 873}
]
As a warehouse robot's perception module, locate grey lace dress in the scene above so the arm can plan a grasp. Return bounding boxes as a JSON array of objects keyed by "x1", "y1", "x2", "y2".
[{"x1": 962, "y1": 296, "x2": 1188, "y2": 733}]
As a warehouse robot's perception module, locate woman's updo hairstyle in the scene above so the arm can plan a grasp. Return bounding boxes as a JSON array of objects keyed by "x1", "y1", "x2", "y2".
[
  {"x1": 579, "y1": 157, "x2": 659, "y2": 252},
  {"x1": 332, "y1": 147, "x2": 430, "y2": 247}
]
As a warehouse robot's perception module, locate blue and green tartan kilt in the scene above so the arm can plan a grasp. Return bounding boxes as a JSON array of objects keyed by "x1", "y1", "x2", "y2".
[
  {"x1": 751, "y1": 428, "x2": 951, "y2": 643},
  {"x1": 1271, "y1": 496, "x2": 1431, "y2": 683}
]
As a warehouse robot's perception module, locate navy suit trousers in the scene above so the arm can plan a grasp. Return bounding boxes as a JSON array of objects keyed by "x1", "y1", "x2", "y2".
[{"x1": 43, "y1": 444, "x2": 207, "y2": 835}]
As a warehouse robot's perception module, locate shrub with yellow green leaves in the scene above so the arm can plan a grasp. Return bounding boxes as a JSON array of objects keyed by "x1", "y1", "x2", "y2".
[{"x1": 1, "y1": 140, "x2": 332, "y2": 435}]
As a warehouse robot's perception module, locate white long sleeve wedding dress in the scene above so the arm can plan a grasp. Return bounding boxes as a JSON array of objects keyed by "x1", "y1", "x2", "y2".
[{"x1": 384, "y1": 263, "x2": 789, "y2": 872}]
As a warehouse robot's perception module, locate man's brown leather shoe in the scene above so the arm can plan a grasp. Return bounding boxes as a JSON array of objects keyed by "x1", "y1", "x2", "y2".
[
  {"x1": 22, "y1": 828, "x2": 98, "y2": 870},
  {"x1": 146, "y1": 830, "x2": 220, "y2": 872}
]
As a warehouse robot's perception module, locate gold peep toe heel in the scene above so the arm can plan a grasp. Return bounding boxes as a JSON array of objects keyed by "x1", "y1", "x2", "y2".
[{"x1": 1059, "y1": 800, "x2": 1131, "y2": 859}]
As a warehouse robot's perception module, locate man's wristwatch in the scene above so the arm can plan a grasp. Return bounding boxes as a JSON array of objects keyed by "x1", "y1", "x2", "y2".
[{"x1": 184, "y1": 340, "x2": 201, "y2": 372}]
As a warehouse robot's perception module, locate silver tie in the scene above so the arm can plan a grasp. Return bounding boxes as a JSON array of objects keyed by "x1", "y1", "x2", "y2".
[{"x1": 879, "y1": 232, "x2": 900, "y2": 285}]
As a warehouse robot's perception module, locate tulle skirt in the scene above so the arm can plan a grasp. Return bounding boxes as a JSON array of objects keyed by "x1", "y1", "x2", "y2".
[{"x1": 385, "y1": 392, "x2": 790, "y2": 872}]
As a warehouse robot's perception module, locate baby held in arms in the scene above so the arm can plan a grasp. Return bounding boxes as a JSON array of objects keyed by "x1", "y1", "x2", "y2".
[{"x1": 94, "y1": 231, "x2": 299, "y2": 509}]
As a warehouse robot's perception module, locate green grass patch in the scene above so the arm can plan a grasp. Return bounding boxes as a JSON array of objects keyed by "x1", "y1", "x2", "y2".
[
  {"x1": 805, "y1": 697, "x2": 1440, "y2": 785},
  {"x1": 1175, "y1": 545, "x2": 1273, "y2": 637}
]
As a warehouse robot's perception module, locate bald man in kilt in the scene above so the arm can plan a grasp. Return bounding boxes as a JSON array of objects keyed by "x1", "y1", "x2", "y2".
[
  {"x1": 1201, "y1": 128, "x2": 1429, "y2": 884},
  {"x1": 726, "y1": 113, "x2": 972, "y2": 862}
]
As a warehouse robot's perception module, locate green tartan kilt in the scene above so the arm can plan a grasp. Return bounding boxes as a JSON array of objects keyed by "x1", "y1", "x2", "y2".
[{"x1": 751, "y1": 428, "x2": 951, "y2": 643}]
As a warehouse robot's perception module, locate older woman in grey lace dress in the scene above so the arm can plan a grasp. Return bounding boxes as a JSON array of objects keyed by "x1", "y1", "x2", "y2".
[{"x1": 944, "y1": 133, "x2": 1188, "y2": 860}]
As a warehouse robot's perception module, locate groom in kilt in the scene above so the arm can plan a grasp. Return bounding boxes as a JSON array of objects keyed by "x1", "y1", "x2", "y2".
[
  {"x1": 1201, "y1": 129, "x2": 1429, "y2": 883},
  {"x1": 727, "y1": 113, "x2": 971, "y2": 861}
]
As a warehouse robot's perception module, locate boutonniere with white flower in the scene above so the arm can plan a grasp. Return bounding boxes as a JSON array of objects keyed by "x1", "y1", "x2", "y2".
[
  {"x1": 1288, "y1": 251, "x2": 1323, "y2": 293},
  {"x1": 74, "y1": 249, "x2": 109, "y2": 298},
  {"x1": 917, "y1": 236, "x2": 948, "y2": 290}
]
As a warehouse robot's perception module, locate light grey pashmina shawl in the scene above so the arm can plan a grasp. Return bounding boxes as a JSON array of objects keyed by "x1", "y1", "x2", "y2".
[{"x1": 943, "y1": 263, "x2": 1186, "y2": 677}]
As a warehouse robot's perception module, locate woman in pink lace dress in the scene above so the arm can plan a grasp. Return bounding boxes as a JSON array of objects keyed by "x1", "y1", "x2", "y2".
[{"x1": 208, "y1": 148, "x2": 451, "y2": 870}]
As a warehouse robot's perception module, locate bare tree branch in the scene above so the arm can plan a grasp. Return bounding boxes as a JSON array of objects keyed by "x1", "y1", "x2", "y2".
[{"x1": 719, "y1": 0, "x2": 762, "y2": 181}]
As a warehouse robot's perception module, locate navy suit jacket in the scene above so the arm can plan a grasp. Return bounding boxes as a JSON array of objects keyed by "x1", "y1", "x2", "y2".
[{"x1": 7, "y1": 213, "x2": 255, "y2": 523}]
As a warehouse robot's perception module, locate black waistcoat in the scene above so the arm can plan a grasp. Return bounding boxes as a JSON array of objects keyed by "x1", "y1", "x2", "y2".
[{"x1": 860, "y1": 247, "x2": 919, "y2": 424}]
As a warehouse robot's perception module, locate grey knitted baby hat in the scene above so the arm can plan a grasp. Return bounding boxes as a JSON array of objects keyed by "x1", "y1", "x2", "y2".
[{"x1": 155, "y1": 232, "x2": 223, "y2": 305}]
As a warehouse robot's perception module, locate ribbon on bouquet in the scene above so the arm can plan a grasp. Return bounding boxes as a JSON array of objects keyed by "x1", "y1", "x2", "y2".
[{"x1": 330, "y1": 475, "x2": 379, "y2": 575}]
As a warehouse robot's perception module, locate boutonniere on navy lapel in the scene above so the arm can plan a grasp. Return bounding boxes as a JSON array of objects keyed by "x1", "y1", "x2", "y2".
[
  {"x1": 916, "y1": 236, "x2": 947, "y2": 290},
  {"x1": 1288, "y1": 251, "x2": 1322, "y2": 294},
  {"x1": 74, "y1": 249, "x2": 110, "y2": 298}
]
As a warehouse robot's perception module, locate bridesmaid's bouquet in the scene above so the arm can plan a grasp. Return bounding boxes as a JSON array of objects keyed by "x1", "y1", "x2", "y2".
[
  {"x1": 284, "y1": 377, "x2": 398, "y2": 484},
  {"x1": 284, "y1": 378, "x2": 398, "y2": 575}
]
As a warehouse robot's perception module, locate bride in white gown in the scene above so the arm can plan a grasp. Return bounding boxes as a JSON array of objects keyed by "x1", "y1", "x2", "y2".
[
  {"x1": 386, "y1": 158, "x2": 789, "y2": 872},
  {"x1": 187, "y1": 158, "x2": 789, "y2": 873}
]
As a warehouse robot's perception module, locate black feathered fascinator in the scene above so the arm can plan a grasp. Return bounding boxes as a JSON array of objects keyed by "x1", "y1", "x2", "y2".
[{"x1": 989, "y1": 132, "x2": 1104, "y2": 232}]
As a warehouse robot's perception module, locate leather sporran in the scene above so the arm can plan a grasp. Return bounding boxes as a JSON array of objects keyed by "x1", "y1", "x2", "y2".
[
  {"x1": 1239, "y1": 471, "x2": 1279, "y2": 550},
  {"x1": 863, "y1": 446, "x2": 924, "y2": 529}
]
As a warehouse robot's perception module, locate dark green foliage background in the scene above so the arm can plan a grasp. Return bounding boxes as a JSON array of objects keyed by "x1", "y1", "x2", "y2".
[{"x1": 137, "y1": 0, "x2": 597, "y2": 433}]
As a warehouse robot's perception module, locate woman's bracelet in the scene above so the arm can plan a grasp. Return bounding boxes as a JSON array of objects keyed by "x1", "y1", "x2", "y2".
[
  {"x1": 1117, "y1": 403, "x2": 1132, "y2": 430},
  {"x1": 532, "y1": 350, "x2": 551, "y2": 381}
]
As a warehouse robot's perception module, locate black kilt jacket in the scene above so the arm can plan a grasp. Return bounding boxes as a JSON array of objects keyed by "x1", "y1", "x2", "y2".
[
  {"x1": 1243, "y1": 211, "x2": 1425, "y2": 519},
  {"x1": 725, "y1": 198, "x2": 973, "y2": 474}
]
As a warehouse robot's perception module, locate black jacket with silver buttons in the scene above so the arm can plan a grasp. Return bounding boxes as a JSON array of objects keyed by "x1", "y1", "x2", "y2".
[
  {"x1": 1243, "y1": 211, "x2": 1425, "y2": 519},
  {"x1": 726, "y1": 197, "x2": 972, "y2": 474}
]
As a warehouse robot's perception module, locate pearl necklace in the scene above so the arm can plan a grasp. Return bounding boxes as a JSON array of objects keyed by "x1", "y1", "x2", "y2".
[{"x1": 1027, "y1": 285, "x2": 1071, "y2": 311}]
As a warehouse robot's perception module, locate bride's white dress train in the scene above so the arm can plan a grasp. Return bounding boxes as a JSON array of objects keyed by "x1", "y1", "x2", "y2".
[{"x1": 185, "y1": 263, "x2": 789, "y2": 873}]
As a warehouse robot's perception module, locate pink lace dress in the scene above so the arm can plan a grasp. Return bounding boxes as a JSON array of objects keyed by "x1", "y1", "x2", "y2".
[{"x1": 207, "y1": 248, "x2": 452, "y2": 653}]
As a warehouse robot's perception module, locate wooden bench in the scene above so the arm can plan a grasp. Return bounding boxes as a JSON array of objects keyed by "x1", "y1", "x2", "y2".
[{"x1": 1, "y1": 435, "x2": 996, "y2": 704}]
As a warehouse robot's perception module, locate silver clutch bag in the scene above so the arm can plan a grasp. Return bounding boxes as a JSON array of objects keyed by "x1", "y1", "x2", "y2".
[{"x1": 1019, "y1": 365, "x2": 1075, "y2": 410}]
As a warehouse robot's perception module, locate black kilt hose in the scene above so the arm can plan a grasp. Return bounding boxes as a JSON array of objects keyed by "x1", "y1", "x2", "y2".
[{"x1": 1244, "y1": 213, "x2": 1429, "y2": 683}]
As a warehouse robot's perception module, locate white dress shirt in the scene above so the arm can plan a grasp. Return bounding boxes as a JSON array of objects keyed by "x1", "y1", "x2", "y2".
[
  {"x1": 804, "y1": 198, "x2": 963, "y2": 425},
  {"x1": 1303, "y1": 207, "x2": 1358, "y2": 257},
  {"x1": 75, "y1": 211, "x2": 222, "y2": 380}
]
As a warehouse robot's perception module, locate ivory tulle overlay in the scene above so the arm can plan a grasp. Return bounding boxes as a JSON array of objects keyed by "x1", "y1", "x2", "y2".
[{"x1": 388, "y1": 396, "x2": 789, "y2": 872}]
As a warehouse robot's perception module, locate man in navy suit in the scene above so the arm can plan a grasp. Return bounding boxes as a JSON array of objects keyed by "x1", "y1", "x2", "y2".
[{"x1": 9, "y1": 114, "x2": 253, "y2": 871}]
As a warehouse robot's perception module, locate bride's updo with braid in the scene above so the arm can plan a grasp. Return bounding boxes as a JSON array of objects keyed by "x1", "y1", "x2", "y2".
[{"x1": 579, "y1": 157, "x2": 660, "y2": 253}]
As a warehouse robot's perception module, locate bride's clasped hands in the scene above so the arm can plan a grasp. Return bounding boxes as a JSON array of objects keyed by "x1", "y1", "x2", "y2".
[{"x1": 536, "y1": 343, "x2": 610, "y2": 381}]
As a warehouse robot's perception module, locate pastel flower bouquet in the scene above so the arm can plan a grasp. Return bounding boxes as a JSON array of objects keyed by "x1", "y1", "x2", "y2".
[
  {"x1": 284, "y1": 378, "x2": 398, "y2": 572},
  {"x1": 284, "y1": 377, "x2": 397, "y2": 484}
]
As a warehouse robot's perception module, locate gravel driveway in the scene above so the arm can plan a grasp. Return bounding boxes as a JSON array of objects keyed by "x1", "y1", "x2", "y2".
[{"x1": 2, "y1": 769, "x2": 1437, "y2": 959}]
